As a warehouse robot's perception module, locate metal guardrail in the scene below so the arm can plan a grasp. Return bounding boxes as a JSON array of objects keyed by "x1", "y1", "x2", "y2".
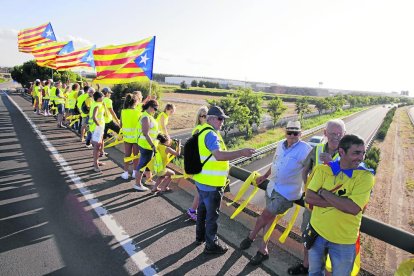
[
  {"x1": 407, "y1": 106, "x2": 414, "y2": 126},
  {"x1": 228, "y1": 165, "x2": 414, "y2": 254}
]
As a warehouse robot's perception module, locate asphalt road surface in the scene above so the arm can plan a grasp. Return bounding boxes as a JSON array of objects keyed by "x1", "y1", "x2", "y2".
[{"x1": 1, "y1": 85, "x2": 295, "y2": 275}]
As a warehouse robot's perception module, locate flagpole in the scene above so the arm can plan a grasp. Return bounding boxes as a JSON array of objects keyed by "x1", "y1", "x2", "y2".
[
  {"x1": 149, "y1": 80, "x2": 153, "y2": 98},
  {"x1": 51, "y1": 68, "x2": 53, "y2": 81}
]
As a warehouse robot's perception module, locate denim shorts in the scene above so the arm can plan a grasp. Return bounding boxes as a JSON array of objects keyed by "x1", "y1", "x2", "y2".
[
  {"x1": 265, "y1": 190, "x2": 294, "y2": 216},
  {"x1": 137, "y1": 147, "x2": 153, "y2": 171}
]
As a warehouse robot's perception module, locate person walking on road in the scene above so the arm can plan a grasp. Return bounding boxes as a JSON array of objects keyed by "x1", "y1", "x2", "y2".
[
  {"x1": 120, "y1": 93, "x2": 141, "y2": 180},
  {"x1": 156, "y1": 103, "x2": 175, "y2": 138},
  {"x1": 288, "y1": 119, "x2": 346, "y2": 275},
  {"x1": 187, "y1": 105, "x2": 209, "y2": 222},
  {"x1": 239, "y1": 121, "x2": 311, "y2": 265},
  {"x1": 305, "y1": 134, "x2": 374, "y2": 275},
  {"x1": 89, "y1": 91, "x2": 106, "y2": 172},
  {"x1": 134, "y1": 100, "x2": 159, "y2": 191},
  {"x1": 193, "y1": 106, "x2": 255, "y2": 254}
]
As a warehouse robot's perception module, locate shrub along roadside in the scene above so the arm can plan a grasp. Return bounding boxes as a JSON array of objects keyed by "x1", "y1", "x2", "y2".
[
  {"x1": 376, "y1": 107, "x2": 396, "y2": 140},
  {"x1": 364, "y1": 146, "x2": 380, "y2": 171}
]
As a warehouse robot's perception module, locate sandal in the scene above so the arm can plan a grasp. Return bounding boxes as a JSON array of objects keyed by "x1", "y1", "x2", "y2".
[
  {"x1": 159, "y1": 187, "x2": 173, "y2": 194},
  {"x1": 287, "y1": 263, "x2": 309, "y2": 275}
]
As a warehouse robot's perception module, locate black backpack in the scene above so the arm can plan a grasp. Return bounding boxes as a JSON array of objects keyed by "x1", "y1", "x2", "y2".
[{"x1": 184, "y1": 127, "x2": 214, "y2": 174}]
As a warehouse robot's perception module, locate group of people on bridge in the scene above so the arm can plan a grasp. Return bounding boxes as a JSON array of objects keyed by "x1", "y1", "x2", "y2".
[{"x1": 27, "y1": 78, "x2": 375, "y2": 276}]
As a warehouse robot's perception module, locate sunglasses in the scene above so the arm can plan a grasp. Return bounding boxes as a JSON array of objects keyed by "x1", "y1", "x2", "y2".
[
  {"x1": 286, "y1": 131, "x2": 299, "y2": 136},
  {"x1": 153, "y1": 106, "x2": 158, "y2": 111},
  {"x1": 217, "y1": 117, "x2": 224, "y2": 121},
  {"x1": 199, "y1": 115, "x2": 206, "y2": 118}
]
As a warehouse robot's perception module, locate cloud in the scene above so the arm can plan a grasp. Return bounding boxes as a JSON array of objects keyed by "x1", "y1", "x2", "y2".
[
  {"x1": 0, "y1": 28, "x2": 18, "y2": 41},
  {"x1": 56, "y1": 34, "x2": 94, "y2": 48}
]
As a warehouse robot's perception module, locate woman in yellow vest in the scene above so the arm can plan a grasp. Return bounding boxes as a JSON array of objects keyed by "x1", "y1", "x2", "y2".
[
  {"x1": 156, "y1": 103, "x2": 175, "y2": 137},
  {"x1": 89, "y1": 91, "x2": 106, "y2": 172},
  {"x1": 33, "y1": 79, "x2": 42, "y2": 115},
  {"x1": 54, "y1": 82, "x2": 66, "y2": 128},
  {"x1": 134, "y1": 99, "x2": 159, "y2": 191},
  {"x1": 120, "y1": 93, "x2": 141, "y2": 180},
  {"x1": 187, "y1": 106, "x2": 209, "y2": 221},
  {"x1": 42, "y1": 80, "x2": 51, "y2": 116}
]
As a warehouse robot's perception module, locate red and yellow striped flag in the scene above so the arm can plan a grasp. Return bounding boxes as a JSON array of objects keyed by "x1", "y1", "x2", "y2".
[
  {"x1": 56, "y1": 45, "x2": 95, "y2": 71},
  {"x1": 32, "y1": 41, "x2": 74, "y2": 69},
  {"x1": 93, "y1": 36, "x2": 155, "y2": 84},
  {"x1": 18, "y1": 22, "x2": 57, "y2": 53}
]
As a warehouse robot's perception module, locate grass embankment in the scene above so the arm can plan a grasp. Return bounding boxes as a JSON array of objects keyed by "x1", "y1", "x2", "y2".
[
  {"x1": 0, "y1": 78, "x2": 6, "y2": 83},
  {"x1": 230, "y1": 107, "x2": 368, "y2": 150}
]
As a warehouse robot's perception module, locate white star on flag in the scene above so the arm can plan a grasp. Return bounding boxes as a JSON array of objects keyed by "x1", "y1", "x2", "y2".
[
  {"x1": 140, "y1": 53, "x2": 149, "y2": 65},
  {"x1": 60, "y1": 51, "x2": 67, "y2": 55},
  {"x1": 86, "y1": 55, "x2": 93, "y2": 62},
  {"x1": 46, "y1": 29, "x2": 52, "y2": 37}
]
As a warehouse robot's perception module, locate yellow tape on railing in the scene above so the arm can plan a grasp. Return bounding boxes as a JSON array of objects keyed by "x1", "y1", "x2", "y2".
[
  {"x1": 394, "y1": 258, "x2": 414, "y2": 276},
  {"x1": 226, "y1": 171, "x2": 260, "y2": 219},
  {"x1": 124, "y1": 154, "x2": 140, "y2": 163},
  {"x1": 104, "y1": 130, "x2": 124, "y2": 148},
  {"x1": 69, "y1": 119, "x2": 80, "y2": 127},
  {"x1": 171, "y1": 173, "x2": 192, "y2": 180},
  {"x1": 278, "y1": 204, "x2": 300, "y2": 243},
  {"x1": 263, "y1": 209, "x2": 289, "y2": 242}
]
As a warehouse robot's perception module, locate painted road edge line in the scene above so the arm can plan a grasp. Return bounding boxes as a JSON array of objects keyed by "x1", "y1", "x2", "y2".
[{"x1": 4, "y1": 92, "x2": 158, "y2": 276}]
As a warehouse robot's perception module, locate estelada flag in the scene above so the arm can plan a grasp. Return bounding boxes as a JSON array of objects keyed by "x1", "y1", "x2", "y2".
[
  {"x1": 93, "y1": 36, "x2": 155, "y2": 84},
  {"x1": 56, "y1": 45, "x2": 95, "y2": 71},
  {"x1": 18, "y1": 22, "x2": 57, "y2": 53},
  {"x1": 32, "y1": 41, "x2": 74, "y2": 69}
]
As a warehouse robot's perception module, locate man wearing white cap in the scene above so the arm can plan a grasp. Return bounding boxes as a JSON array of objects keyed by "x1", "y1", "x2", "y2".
[{"x1": 239, "y1": 121, "x2": 312, "y2": 265}]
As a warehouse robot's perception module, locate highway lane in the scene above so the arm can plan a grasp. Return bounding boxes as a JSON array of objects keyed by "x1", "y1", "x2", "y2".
[
  {"x1": 1, "y1": 88, "x2": 283, "y2": 275},
  {"x1": 227, "y1": 105, "x2": 391, "y2": 215}
]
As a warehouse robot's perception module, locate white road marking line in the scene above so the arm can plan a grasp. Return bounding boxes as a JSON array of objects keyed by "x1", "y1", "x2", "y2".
[{"x1": 4, "y1": 92, "x2": 158, "y2": 276}]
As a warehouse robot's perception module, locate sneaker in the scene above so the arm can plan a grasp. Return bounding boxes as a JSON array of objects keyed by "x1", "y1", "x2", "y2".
[
  {"x1": 249, "y1": 251, "x2": 269, "y2": 266},
  {"x1": 145, "y1": 179, "x2": 156, "y2": 185},
  {"x1": 132, "y1": 170, "x2": 137, "y2": 178},
  {"x1": 187, "y1": 208, "x2": 197, "y2": 221},
  {"x1": 121, "y1": 171, "x2": 129, "y2": 180},
  {"x1": 93, "y1": 167, "x2": 101, "y2": 173},
  {"x1": 133, "y1": 184, "x2": 149, "y2": 191},
  {"x1": 239, "y1": 236, "x2": 254, "y2": 250},
  {"x1": 85, "y1": 144, "x2": 92, "y2": 149},
  {"x1": 204, "y1": 240, "x2": 228, "y2": 255}
]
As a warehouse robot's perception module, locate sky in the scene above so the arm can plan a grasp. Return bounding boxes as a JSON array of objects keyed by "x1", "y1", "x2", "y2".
[{"x1": 1, "y1": 0, "x2": 414, "y2": 94}]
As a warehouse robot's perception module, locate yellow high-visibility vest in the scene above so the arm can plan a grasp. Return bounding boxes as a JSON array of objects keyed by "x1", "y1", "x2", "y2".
[
  {"x1": 137, "y1": 111, "x2": 158, "y2": 150},
  {"x1": 121, "y1": 109, "x2": 140, "y2": 143},
  {"x1": 192, "y1": 125, "x2": 229, "y2": 187},
  {"x1": 43, "y1": 86, "x2": 50, "y2": 99},
  {"x1": 49, "y1": 87, "x2": 57, "y2": 103},
  {"x1": 315, "y1": 143, "x2": 340, "y2": 165},
  {"x1": 68, "y1": 90, "x2": 78, "y2": 109},
  {"x1": 156, "y1": 112, "x2": 168, "y2": 134},
  {"x1": 88, "y1": 101, "x2": 105, "y2": 132}
]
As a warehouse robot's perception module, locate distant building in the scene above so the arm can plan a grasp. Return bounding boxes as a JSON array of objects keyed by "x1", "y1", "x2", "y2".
[{"x1": 401, "y1": 91, "x2": 409, "y2": 96}]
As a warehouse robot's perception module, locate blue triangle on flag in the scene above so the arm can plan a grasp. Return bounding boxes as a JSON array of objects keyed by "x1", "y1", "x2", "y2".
[
  {"x1": 58, "y1": 41, "x2": 74, "y2": 55},
  {"x1": 42, "y1": 23, "x2": 56, "y2": 41},
  {"x1": 80, "y1": 46, "x2": 96, "y2": 68},
  {"x1": 134, "y1": 36, "x2": 155, "y2": 80}
]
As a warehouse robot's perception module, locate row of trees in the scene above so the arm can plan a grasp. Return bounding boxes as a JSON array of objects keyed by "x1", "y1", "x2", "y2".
[
  {"x1": 180, "y1": 80, "x2": 221, "y2": 89},
  {"x1": 10, "y1": 60, "x2": 84, "y2": 88}
]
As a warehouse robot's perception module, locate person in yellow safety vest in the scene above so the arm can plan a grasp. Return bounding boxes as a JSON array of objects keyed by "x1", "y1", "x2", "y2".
[
  {"x1": 287, "y1": 119, "x2": 346, "y2": 275},
  {"x1": 33, "y1": 79, "x2": 42, "y2": 115},
  {"x1": 120, "y1": 93, "x2": 141, "y2": 180},
  {"x1": 187, "y1": 106, "x2": 209, "y2": 222},
  {"x1": 101, "y1": 87, "x2": 121, "y2": 140},
  {"x1": 150, "y1": 133, "x2": 181, "y2": 193},
  {"x1": 305, "y1": 134, "x2": 375, "y2": 275},
  {"x1": 67, "y1": 83, "x2": 80, "y2": 130},
  {"x1": 134, "y1": 100, "x2": 160, "y2": 191},
  {"x1": 54, "y1": 82, "x2": 66, "y2": 128},
  {"x1": 49, "y1": 81, "x2": 57, "y2": 116},
  {"x1": 194, "y1": 106, "x2": 255, "y2": 254},
  {"x1": 42, "y1": 80, "x2": 51, "y2": 116},
  {"x1": 89, "y1": 91, "x2": 106, "y2": 172},
  {"x1": 62, "y1": 83, "x2": 71, "y2": 114},
  {"x1": 77, "y1": 86, "x2": 93, "y2": 143},
  {"x1": 156, "y1": 103, "x2": 176, "y2": 137}
]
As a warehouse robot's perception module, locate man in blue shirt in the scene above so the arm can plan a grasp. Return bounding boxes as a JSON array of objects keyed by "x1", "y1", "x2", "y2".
[
  {"x1": 239, "y1": 121, "x2": 312, "y2": 265},
  {"x1": 193, "y1": 106, "x2": 256, "y2": 254}
]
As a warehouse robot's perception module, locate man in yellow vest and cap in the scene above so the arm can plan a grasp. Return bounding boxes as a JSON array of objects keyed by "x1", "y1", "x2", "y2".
[{"x1": 193, "y1": 106, "x2": 255, "y2": 254}]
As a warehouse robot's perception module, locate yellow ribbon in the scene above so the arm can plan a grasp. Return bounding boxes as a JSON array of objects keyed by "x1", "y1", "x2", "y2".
[
  {"x1": 104, "y1": 129, "x2": 124, "y2": 148},
  {"x1": 227, "y1": 171, "x2": 260, "y2": 219},
  {"x1": 263, "y1": 204, "x2": 300, "y2": 243},
  {"x1": 124, "y1": 154, "x2": 140, "y2": 163},
  {"x1": 394, "y1": 258, "x2": 414, "y2": 276}
]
